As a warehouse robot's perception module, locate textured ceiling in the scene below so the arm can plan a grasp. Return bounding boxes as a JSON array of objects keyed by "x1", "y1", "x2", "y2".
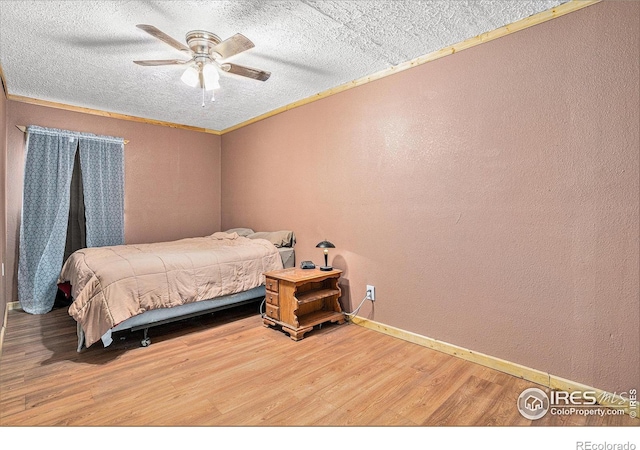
[{"x1": 0, "y1": 1, "x2": 566, "y2": 132}]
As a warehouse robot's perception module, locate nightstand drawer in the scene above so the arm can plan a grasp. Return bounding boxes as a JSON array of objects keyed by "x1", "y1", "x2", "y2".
[
  {"x1": 265, "y1": 277, "x2": 279, "y2": 293},
  {"x1": 266, "y1": 303, "x2": 280, "y2": 320},
  {"x1": 266, "y1": 290, "x2": 279, "y2": 306}
]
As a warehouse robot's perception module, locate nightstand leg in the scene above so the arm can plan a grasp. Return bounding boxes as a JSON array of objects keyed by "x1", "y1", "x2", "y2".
[{"x1": 283, "y1": 326, "x2": 313, "y2": 341}]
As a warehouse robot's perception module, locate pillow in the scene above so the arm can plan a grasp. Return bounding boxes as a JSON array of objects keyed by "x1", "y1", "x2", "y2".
[
  {"x1": 247, "y1": 230, "x2": 296, "y2": 248},
  {"x1": 224, "y1": 227, "x2": 254, "y2": 237}
]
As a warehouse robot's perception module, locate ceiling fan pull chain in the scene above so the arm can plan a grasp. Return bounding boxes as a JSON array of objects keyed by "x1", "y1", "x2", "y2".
[{"x1": 202, "y1": 85, "x2": 205, "y2": 108}]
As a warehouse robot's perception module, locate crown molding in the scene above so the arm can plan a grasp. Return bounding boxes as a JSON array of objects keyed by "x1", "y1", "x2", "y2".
[
  {"x1": 3, "y1": 0, "x2": 599, "y2": 136},
  {"x1": 220, "y1": 0, "x2": 600, "y2": 134},
  {"x1": 6, "y1": 94, "x2": 222, "y2": 136}
]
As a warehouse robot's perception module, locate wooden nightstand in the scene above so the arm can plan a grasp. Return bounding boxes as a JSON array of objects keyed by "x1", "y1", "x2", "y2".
[{"x1": 263, "y1": 267, "x2": 345, "y2": 340}]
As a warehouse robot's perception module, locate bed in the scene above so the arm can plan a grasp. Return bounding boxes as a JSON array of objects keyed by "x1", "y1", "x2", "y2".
[{"x1": 58, "y1": 229, "x2": 295, "y2": 351}]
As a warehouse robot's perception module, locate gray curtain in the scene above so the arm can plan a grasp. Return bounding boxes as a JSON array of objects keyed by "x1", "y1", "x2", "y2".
[
  {"x1": 18, "y1": 126, "x2": 125, "y2": 314},
  {"x1": 78, "y1": 135, "x2": 125, "y2": 247},
  {"x1": 18, "y1": 127, "x2": 79, "y2": 314}
]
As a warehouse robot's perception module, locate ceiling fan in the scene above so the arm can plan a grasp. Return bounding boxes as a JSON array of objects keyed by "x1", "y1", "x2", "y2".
[{"x1": 134, "y1": 24, "x2": 270, "y2": 104}]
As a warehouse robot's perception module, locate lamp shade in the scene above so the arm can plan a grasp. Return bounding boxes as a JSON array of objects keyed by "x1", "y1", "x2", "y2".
[
  {"x1": 316, "y1": 240, "x2": 335, "y2": 249},
  {"x1": 203, "y1": 63, "x2": 220, "y2": 91},
  {"x1": 180, "y1": 66, "x2": 199, "y2": 87},
  {"x1": 316, "y1": 240, "x2": 335, "y2": 271}
]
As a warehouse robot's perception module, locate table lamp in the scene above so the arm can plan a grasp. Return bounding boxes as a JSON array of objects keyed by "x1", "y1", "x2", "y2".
[{"x1": 316, "y1": 240, "x2": 335, "y2": 271}]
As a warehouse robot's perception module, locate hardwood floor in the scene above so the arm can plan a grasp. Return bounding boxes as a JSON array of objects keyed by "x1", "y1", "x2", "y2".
[{"x1": 0, "y1": 304, "x2": 637, "y2": 427}]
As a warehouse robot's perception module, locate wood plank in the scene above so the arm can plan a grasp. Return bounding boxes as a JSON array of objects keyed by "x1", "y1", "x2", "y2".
[
  {"x1": 351, "y1": 316, "x2": 638, "y2": 419},
  {"x1": 422, "y1": 375, "x2": 506, "y2": 426},
  {"x1": 6, "y1": 94, "x2": 221, "y2": 136},
  {"x1": 0, "y1": 305, "x2": 637, "y2": 426},
  {"x1": 16, "y1": 125, "x2": 130, "y2": 144}
]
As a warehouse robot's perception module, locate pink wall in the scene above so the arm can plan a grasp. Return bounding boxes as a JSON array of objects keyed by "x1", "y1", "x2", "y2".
[
  {"x1": 221, "y1": 1, "x2": 639, "y2": 393},
  {"x1": 5, "y1": 101, "x2": 222, "y2": 303},
  {"x1": 1, "y1": 84, "x2": 6, "y2": 325}
]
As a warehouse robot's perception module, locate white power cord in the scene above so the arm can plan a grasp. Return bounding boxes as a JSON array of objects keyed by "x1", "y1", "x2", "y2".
[
  {"x1": 259, "y1": 297, "x2": 266, "y2": 318},
  {"x1": 344, "y1": 289, "x2": 374, "y2": 320}
]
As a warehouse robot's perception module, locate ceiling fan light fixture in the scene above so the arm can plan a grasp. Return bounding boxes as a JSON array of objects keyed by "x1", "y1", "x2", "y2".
[
  {"x1": 181, "y1": 66, "x2": 199, "y2": 87},
  {"x1": 134, "y1": 24, "x2": 268, "y2": 106},
  {"x1": 203, "y1": 63, "x2": 220, "y2": 91}
]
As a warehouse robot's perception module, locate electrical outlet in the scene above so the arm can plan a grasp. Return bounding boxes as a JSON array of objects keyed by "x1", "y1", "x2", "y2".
[{"x1": 366, "y1": 285, "x2": 376, "y2": 301}]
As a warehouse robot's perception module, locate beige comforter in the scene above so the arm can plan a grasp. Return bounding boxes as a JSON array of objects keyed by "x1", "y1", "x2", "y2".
[{"x1": 59, "y1": 232, "x2": 283, "y2": 347}]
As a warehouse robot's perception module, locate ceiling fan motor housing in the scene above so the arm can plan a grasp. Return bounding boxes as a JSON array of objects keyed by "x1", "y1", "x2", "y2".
[{"x1": 186, "y1": 30, "x2": 223, "y2": 59}]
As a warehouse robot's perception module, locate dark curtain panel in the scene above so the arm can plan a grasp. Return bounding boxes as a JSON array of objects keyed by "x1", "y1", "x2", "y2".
[{"x1": 64, "y1": 148, "x2": 86, "y2": 263}]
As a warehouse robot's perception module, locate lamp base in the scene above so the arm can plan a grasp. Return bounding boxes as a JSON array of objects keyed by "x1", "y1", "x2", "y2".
[{"x1": 320, "y1": 266, "x2": 333, "y2": 271}]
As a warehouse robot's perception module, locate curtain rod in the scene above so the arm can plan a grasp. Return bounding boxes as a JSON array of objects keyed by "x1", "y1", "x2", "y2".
[{"x1": 16, "y1": 125, "x2": 129, "y2": 144}]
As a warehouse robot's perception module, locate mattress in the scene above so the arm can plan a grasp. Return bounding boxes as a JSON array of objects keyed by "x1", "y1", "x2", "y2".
[{"x1": 60, "y1": 231, "x2": 283, "y2": 347}]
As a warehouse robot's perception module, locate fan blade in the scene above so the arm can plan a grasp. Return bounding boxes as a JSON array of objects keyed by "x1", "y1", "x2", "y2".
[
  {"x1": 134, "y1": 59, "x2": 191, "y2": 66},
  {"x1": 211, "y1": 33, "x2": 254, "y2": 59},
  {"x1": 136, "y1": 24, "x2": 190, "y2": 53},
  {"x1": 221, "y1": 63, "x2": 270, "y2": 81}
]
